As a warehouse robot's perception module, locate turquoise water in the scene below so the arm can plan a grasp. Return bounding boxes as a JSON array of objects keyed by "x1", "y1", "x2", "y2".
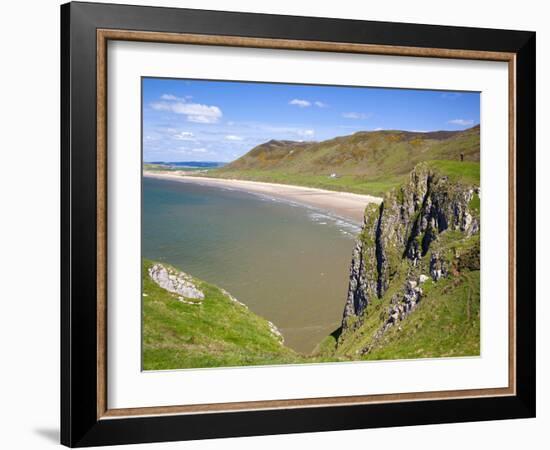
[{"x1": 142, "y1": 177, "x2": 358, "y2": 353}]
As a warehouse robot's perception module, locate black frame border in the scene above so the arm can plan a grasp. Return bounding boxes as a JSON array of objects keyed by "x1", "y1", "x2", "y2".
[{"x1": 61, "y1": 2, "x2": 536, "y2": 447}]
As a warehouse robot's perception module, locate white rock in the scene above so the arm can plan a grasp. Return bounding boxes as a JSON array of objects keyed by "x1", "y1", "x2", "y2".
[{"x1": 148, "y1": 263, "x2": 204, "y2": 300}]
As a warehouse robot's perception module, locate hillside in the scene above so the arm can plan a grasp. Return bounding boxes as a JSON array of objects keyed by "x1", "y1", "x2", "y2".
[
  {"x1": 211, "y1": 125, "x2": 480, "y2": 196},
  {"x1": 317, "y1": 161, "x2": 481, "y2": 360},
  {"x1": 143, "y1": 162, "x2": 480, "y2": 368},
  {"x1": 142, "y1": 259, "x2": 302, "y2": 369}
]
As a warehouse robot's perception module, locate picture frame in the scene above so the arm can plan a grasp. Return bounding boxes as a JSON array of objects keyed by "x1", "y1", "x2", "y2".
[{"x1": 61, "y1": 1, "x2": 536, "y2": 447}]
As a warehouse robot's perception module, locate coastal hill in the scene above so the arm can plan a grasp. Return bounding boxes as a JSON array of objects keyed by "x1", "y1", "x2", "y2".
[
  {"x1": 142, "y1": 259, "x2": 302, "y2": 369},
  {"x1": 212, "y1": 125, "x2": 479, "y2": 196},
  {"x1": 143, "y1": 259, "x2": 348, "y2": 368},
  {"x1": 317, "y1": 161, "x2": 480, "y2": 359},
  {"x1": 143, "y1": 161, "x2": 480, "y2": 368}
]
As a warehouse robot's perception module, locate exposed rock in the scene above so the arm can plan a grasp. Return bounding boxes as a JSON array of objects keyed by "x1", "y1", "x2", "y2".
[
  {"x1": 361, "y1": 279, "x2": 423, "y2": 355},
  {"x1": 221, "y1": 288, "x2": 247, "y2": 308},
  {"x1": 267, "y1": 321, "x2": 285, "y2": 344},
  {"x1": 341, "y1": 162, "x2": 480, "y2": 334},
  {"x1": 148, "y1": 263, "x2": 204, "y2": 300},
  {"x1": 342, "y1": 204, "x2": 380, "y2": 329},
  {"x1": 220, "y1": 288, "x2": 283, "y2": 344},
  {"x1": 177, "y1": 296, "x2": 201, "y2": 305}
]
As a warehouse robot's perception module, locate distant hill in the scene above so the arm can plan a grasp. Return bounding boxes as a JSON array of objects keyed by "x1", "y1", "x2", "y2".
[
  {"x1": 146, "y1": 161, "x2": 226, "y2": 169},
  {"x1": 211, "y1": 125, "x2": 479, "y2": 196}
]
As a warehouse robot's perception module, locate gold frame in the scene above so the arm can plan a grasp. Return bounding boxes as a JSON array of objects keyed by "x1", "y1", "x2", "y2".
[{"x1": 96, "y1": 29, "x2": 516, "y2": 420}]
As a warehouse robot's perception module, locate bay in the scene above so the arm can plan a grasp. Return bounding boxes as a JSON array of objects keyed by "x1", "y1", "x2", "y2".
[{"x1": 142, "y1": 176, "x2": 358, "y2": 353}]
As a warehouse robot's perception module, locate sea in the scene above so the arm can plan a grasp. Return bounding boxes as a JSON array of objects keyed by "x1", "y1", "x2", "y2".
[{"x1": 142, "y1": 176, "x2": 360, "y2": 353}]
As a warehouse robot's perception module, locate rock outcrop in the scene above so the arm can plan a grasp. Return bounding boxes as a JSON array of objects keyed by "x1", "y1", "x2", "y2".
[
  {"x1": 147, "y1": 262, "x2": 285, "y2": 344},
  {"x1": 148, "y1": 263, "x2": 204, "y2": 300},
  {"x1": 341, "y1": 163, "x2": 480, "y2": 338}
]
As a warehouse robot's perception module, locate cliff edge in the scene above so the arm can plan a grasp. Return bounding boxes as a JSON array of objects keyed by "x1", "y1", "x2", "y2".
[{"x1": 331, "y1": 161, "x2": 481, "y2": 360}]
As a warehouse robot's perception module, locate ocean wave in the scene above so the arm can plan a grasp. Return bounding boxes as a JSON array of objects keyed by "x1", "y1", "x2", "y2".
[
  {"x1": 211, "y1": 187, "x2": 362, "y2": 237},
  {"x1": 308, "y1": 211, "x2": 361, "y2": 237},
  {"x1": 253, "y1": 196, "x2": 362, "y2": 237}
]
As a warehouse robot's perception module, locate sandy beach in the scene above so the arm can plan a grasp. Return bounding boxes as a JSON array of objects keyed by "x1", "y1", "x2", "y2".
[{"x1": 143, "y1": 171, "x2": 382, "y2": 223}]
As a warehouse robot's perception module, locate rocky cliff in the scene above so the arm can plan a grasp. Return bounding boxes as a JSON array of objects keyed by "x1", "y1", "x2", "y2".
[{"x1": 337, "y1": 162, "x2": 481, "y2": 357}]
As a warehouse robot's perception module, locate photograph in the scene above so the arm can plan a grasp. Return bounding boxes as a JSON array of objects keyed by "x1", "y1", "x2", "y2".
[
  {"x1": 54, "y1": 1, "x2": 536, "y2": 446},
  {"x1": 141, "y1": 78, "x2": 481, "y2": 370}
]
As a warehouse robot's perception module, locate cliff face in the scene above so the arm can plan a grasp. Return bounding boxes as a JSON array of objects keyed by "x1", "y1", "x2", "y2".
[{"x1": 339, "y1": 162, "x2": 480, "y2": 356}]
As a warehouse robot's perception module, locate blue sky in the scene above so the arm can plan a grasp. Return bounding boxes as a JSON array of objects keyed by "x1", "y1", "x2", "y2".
[{"x1": 143, "y1": 78, "x2": 480, "y2": 162}]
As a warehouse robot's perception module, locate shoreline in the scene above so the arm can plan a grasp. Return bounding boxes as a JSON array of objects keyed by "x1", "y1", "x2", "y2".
[{"x1": 143, "y1": 171, "x2": 382, "y2": 223}]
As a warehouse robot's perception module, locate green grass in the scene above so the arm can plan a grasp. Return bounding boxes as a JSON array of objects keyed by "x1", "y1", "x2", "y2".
[
  {"x1": 142, "y1": 259, "x2": 302, "y2": 369},
  {"x1": 334, "y1": 230, "x2": 480, "y2": 361},
  {"x1": 364, "y1": 271, "x2": 480, "y2": 360},
  {"x1": 204, "y1": 160, "x2": 480, "y2": 197},
  {"x1": 142, "y1": 149, "x2": 481, "y2": 367},
  {"x1": 143, "y1": 255, "x2": 479, "y2": 369},
  {"x1": 335, "y1": 270, "x2": 480, "y2": 360},
  {"x1": 208, "y1": 127, "x2": 480, "y2": 196},
  {"x1": 203, "y1": 169, "x2": 403, "y2": 196},
  {"x1": 142, "y1": 259, "x2": 350, "y2": 369},
  {"x1": 426, "y1": 160, "x2": 480, "y2": 186},
  {"x1": 469, "y1": 192, "x2": 481, "y2": 214}
]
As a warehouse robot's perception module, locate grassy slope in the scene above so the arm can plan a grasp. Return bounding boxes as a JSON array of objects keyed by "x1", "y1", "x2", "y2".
[
  {"x1": 144, "y1": 161, "x2": 480, "y2": 368},
  {"x1": 208, "y1": 126, "x2": 480, "y2": 196},
  {"x1": 142, "y1": 259, "x2": 302, "y2": 369},
  {"x1": 142, "y1": 259, "x2": 350, "y2": 369},
  {"x1": 426, "y1": 160, "x2": 480, "y2": 185},
  {"x1": 332, "y1": 160, "x2": 481, "y2": 360},
  {"x1": 367, "y1": 271, "x2": 480, "y2": 360},
  {"x1": 316, "y1": 161, "x2": 481, "y2": 360},
  {"x1": 332, "y1": 266, "x2": 480, "y2": 360}
]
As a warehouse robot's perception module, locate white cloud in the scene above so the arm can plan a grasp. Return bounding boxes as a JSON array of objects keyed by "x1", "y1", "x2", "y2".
[
  {"x1": 156, "y1": 127, "x2": 177, "y2": 133},
  {"x1": 151, "y1": 99, "x2": 223, "y2": 124},
  {"x1": 161, "y1": 94, "x2": 180, "y2": 101},
  {"x1": 314, "y1": 101, "x2": 328, "y2": 108},
  {"x1": 297, "y1": 129, "x2": 315, "y2": 138},
  {"x1": 150, "y1": 102, "x2": 171, "y2": 111},
  {"x1": 191, "y1": 148, "x2": 208, "y2": 153},
  {"x1": 289, "y1": 99, "x2": 311, "y2": 108},
  {"x1": 448, "y1": 119, "x2": 474, "y2": 126},
  {"x1": 173, "y1": 131, "x2": 195, "y2": 141},
  {"x1": 225, "y1": 135, "x2": 243, "y2": 141},
  {"x1": 342, "y1": 112, "x2": 371, "y2": 119},
  {"x1": 161, "y1": 93, "x2": 193, "y2": 101},
  {"x1": 172, "y1": 103, "x2": 222, "y2": 123}
]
